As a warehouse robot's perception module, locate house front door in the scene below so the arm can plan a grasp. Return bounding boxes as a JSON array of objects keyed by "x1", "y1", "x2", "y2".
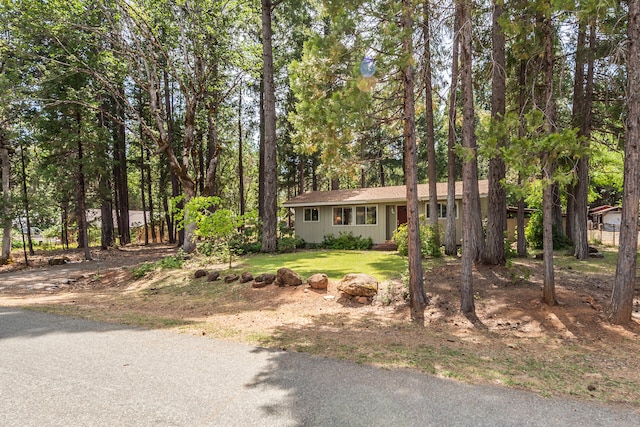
[{"x1": 397, "y1": 206, "x2": 407, "y2": 227}]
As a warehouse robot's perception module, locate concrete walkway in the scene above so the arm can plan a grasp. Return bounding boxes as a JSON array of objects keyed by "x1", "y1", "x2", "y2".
[{"x1": 0, "y1": 307, "x2": 638, "y2": 426}]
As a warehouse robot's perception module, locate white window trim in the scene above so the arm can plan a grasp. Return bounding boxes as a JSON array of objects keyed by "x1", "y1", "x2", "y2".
[{"x1": 332, "y1": 204, "x2": 378, "y2": 226}]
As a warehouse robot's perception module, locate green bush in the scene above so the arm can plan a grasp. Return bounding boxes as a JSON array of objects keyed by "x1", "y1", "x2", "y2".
[
  {"x1": 130, "y1": 252, "x2": 186, "y2": 279},
  {"x1": 320, "y1": 232, "x2": 373, "y2": 250},
  {"x1": 525, "y1": 210, "x2": 571, "y2": 250},
  {"x1": 277, "y1": 236, "x2": 305, "y2": 253},
  {"x1": 392, "y1": 216, "x2": 442, "y2": 257}
]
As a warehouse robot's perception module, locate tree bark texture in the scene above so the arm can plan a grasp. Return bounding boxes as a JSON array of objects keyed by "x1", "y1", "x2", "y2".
[
  {"x1": 403, "y1": 0, "x2": 428, "y2": 323},
  {"x1": 0, "y1": 137, "x2": 11, "y2": 263},
  {"x1": 75, "y1": 113, "x2": 91, "y2": 261},
  {"x1": 423, "y1": 0, "x2": 439, "y2": 243},
  {"x1": 239, "y1": 84, "x2": 246, "y2": 215},
  {"x1": 261, "y1": 0, "x2": 278, "y2": 253},
  {"x1": 542, "y1": 159, "x2": 557, "y2": 305},
  {"x1": 459, "y1": 0, "x2": 480, "y2": 314},
  {"x1": 484, "y1": 0, "x2": 507, "y2": 265},
  {"x1": 574, "y1": 22, "x2": 595, "y2": 260},
  {"x1": 19, "y1": 141, "x2": 33, "y2": 255},
  {"x1": 610, "y1": 0, "x2": 640, "y2": 324},
  {"x1": 542, "y1": 11, "x2": 556, "y2": 305},
  {"x1": 99, "y1": 174, "x2": 114, "y2": 250},
  {"x1": 516, "y1": 61, "x2": 527, "y2": 257},
  {"x1": 445, "y1": 2, "x2": 461, "y2": 256},
  {"x1": 112, "y1": 90, "x2": 130, "y2": 246}
]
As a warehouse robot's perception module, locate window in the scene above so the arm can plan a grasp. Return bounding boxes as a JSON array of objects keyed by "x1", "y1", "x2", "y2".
[
  {"x1": 333, "y1": 207, "x2": 353, "y2": 225},
  {"x1": 334, "y1": 206, "x2": 377, "y2": 225},
  {"x1": 426, "y1": 202, "x2": 458, "y2": 219},
  {"x1": 304, "y1": 208, "x2": 319, "y2": 222},
  {"x1": 356, "y1": 206, "x2": 377, "y2": 225}
]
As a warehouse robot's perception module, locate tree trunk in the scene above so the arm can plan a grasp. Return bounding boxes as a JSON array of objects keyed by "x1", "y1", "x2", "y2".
[
  {"x1": 259, "y1": 75, "x2": 265, "y2": 221},
  {"x1": 146, "y1": 148, "x2": 156, "y2": 243},
  {"x1": 541, "y1": 12, "x2": 556, "y2": 305},
  {"x1": 609, "y1": 0, "x2": 640, "y2": 325},
  {"x1": 61, "y1": 202, "x2": 69, "y2": 250},
  {"x1": 203, "y1": 100, "x2": 222, "y2": 198},
  {"x1": 484, "y1": 0, "x2": 507, "y2": 265},
  {"x1": 542, "y1": 159, "x2": 557, "y2": 305},
  {"x1": 0, "y1": 137, "x2": 11, "y2": 263},
  {"x1": 331, "y1": 177, "x2": 339, "y2": 190},
  {"x1": 140, "y1": 143, "x2": 149, "y2": 245},
  {"x1": 459, "y1": 0, "x2": 481, "y2": 315},
  {"x1": 182, "y1": 181, "x2": 197, "y2": 254},
  {"x1": 423, "y1": 0, "x2": 439, "y2": 245},
  {"x1": 445, "y1": 1, "x2": 461, "y2": 256},
  {"x1": 75, "y1": 112, "x2": 91, "y2": 261},
  {"x1": 516, "y1": 60, "x2": 527, "y2": 257},
  {"x1": 261, "y1": 0, "x2": 278, "y2": 253},
  {"x1": 163, "y1": 68, "x2": 176, "y2": 244},
  {"x1": 112, "y1": 91, "x2": 130, "y2": 246},
  {"x1": 19, "y1": 141, "x2": 34, "y2": 255},
  {"x1": 239, "y1": 84, "x2": 246, "y2": 215},
  {"x1": 402, "y1": 0, "x2": 427, "y2": 323},
  {"x1": 574, "y1": 21, "x2": 595, "y2": 260},
  {"x1": 99, "y1": 174, "x2": 114, "y2": 250}
]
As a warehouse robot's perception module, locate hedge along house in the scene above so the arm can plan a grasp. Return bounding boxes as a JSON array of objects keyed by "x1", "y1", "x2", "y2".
[{"x1": 282, "y1": 180, "x2": 490, "y2": 245}]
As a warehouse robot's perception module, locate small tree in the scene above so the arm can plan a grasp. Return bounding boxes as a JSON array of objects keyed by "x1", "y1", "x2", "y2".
[{"x1": 184, "y1": 197, "x2": 243, "y2": 269}]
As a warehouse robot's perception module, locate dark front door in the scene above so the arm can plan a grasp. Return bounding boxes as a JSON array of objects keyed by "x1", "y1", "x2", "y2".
[{"x1": 397, "y1": 206, "x2": 407, "y2": 227}]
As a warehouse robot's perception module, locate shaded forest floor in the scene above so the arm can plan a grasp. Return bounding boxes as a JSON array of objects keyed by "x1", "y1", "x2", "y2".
[{"x1": 1, "y1": 244, "x2": 639, "y2": 409}]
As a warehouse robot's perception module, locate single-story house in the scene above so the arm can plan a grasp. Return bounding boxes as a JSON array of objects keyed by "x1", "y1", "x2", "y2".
[
  {"x1": 282, "y1": 180, "x2": 489, "y2": 245},
  {"x1": 589, "y1": 205, "x2": 622, "y2": 231}
]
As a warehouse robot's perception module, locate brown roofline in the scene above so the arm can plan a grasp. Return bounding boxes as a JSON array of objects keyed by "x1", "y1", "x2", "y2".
[{"x1": 282, "y1": 180, "x2": 489, "y2": 208}]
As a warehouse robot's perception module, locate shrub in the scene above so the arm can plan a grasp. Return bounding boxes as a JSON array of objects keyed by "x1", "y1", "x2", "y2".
[
  {"x1": 392, "y1": 215, "x2": 442, "y2": 257},
  {"x1": 320, "y1": 232, "x2": 373, "y2": 250},
  {"x1": 525, "y1": 210, "x2": 571, "y2": 250},
  {"x1": 277, "y1": 236, "x2": 305, "y2": 253}
]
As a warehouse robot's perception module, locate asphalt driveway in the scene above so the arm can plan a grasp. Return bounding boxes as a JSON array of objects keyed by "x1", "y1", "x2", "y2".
[{"x1": 0, "y1": 307, "x2": 638, "y2": 426}]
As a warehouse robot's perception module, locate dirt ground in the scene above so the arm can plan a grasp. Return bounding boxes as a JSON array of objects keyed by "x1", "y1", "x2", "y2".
[{"x1": 1, "y1": 244, "x2": 640, "y2": 406}]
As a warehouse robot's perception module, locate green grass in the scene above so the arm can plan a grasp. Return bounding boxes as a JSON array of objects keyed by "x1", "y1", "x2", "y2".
[
  {"x1": 547, "y1": 248, "x2": 620, "y2": 273},
  {"x1": 237, "y1": 250, "x2": 409, "y2": 281}
]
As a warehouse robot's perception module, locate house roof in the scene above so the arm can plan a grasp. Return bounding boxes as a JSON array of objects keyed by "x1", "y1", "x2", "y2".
[
  {"x1": 589, "y1": 205, "x2": 621, "y2": 216},
  {"x1": 283, "y1": 180, "x2": 489, "y2": 208}
]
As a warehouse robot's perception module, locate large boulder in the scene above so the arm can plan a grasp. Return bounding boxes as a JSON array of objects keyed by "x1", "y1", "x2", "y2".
[
  {"x1": 275, "y1": 268, "x2": 303, "y2": 287},
  {"x1": 337, "y1": 274, "x2": 378, "y2": 297},
  {"x1": 194, "y1": 269, "x2": 207, "y2": 279},
  {"x1": 307, "y1": 273, "x2": 329, "y2": 290},
  {"x1": 207, "y1": 271, "x2": 220, "y2": 282}
]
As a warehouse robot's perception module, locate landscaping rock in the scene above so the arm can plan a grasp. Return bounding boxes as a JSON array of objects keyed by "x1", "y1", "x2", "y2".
[
  {"x1": 48, "y1": 257, "x2": 70, "y2": 266},
  {"x1": 254, "y1": 273, "x2": 277, "y2": 286},
  {"x1": 337, "y1": 273, "x2": 378, "y2": 297},
  {"x1": 207, "y1": 271, "x2": 220, "y2": 282},
  {"x1": 240, "y1": 272, "x2": 254, "y2": 283},
  {"x1": 275, "y1": 268, "x2": 303, "y2": 287},
  {"x1": 356, "y1": 296, "x2": 370, "y2": 304},
  {"x1": 252, "y1": 280, "x2": 268, "y2": 289},
  {"x1": 224, "y1": 274, "x2": 239, "y2": 283},
  {"x1": 194, "y1": 269, "x2": 207, "y2": 279},
  {"x1": 307, "y1": 273, "x2": 328, "y2": 290}
]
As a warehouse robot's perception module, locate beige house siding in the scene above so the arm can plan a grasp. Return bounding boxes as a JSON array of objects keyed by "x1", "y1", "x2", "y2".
[
  {"x1": 293, "y1": 197, "x2": 488, "y2": 245},
  {"x1": 295, "y1": 205, "x2": 388, "y2": 244},
  {"x1": 285, "y1": 180, "x2": 490, "y2": 246}
]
